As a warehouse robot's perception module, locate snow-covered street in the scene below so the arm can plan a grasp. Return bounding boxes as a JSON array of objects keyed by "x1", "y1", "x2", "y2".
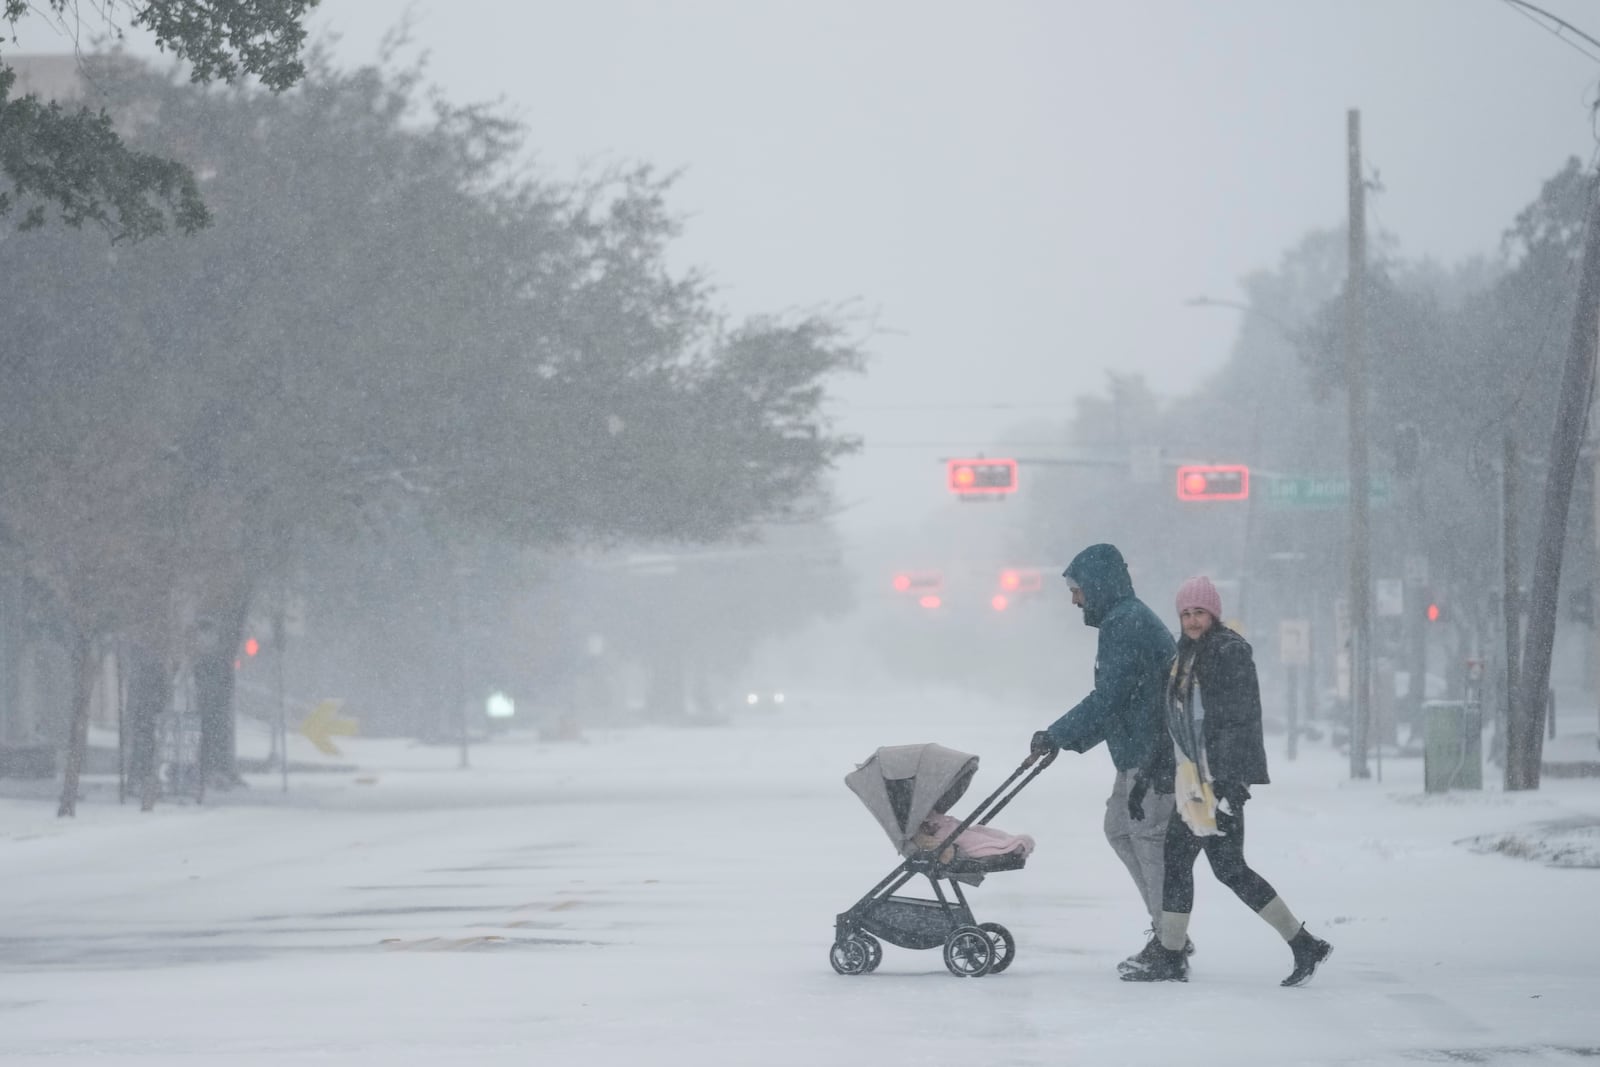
[{"x1": 2, "y1": 690, "x2": 1598, "y2": 1066}]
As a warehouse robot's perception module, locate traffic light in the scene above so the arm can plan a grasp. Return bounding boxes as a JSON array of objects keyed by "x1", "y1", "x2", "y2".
[
  {"x1": 891, "y1": 570, "x2": 943, "y2": 610},
  {"x1": 1426, "y1": 602, "x2": 1441, "y2": 623},
  {"x1": 244, "y1": 637, "x2": 260, "y2": 657},
  {"x1": 947, "y1": 457, "x2": 1018, "y2": 495},
  {"x1": 998, "y1": 568, "x2": 1043, "y2": 593},
  {"x1": 892, "y1": 570, "x2": 943, "y2": 594},
  {"x1": 1176, "y1": 464, "x2": 1249, "y2": 501}
]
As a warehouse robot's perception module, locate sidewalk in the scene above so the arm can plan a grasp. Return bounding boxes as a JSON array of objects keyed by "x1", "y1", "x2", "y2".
[{"x1": 1541, "y1": 688, "x2": 1600, "y2": 778}]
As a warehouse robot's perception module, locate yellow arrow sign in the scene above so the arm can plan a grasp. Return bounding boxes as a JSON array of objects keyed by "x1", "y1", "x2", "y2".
[{"x1": 301, "y1": 699, "x2": 358, "y2": 756}]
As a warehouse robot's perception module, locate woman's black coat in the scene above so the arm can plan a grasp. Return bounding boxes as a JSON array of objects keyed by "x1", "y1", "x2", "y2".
[{"x1": 1143, "y1": 623, "x2": 1270, "y2": 792}]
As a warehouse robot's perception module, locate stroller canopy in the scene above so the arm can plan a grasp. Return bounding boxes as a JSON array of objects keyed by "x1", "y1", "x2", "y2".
[{"x1": 845, "y1": 743, "x2": 980, "y2": 855}]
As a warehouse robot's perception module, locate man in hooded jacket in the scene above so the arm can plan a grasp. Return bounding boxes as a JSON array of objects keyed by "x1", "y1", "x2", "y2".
[{"x1": 1030, "y1": 543, "x2": 1179, "y2": 972}]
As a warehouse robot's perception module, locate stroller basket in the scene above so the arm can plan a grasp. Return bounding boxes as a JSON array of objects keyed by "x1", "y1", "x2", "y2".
[{"x1": 831, "y1": 743, "x2": 1055, "y2": 978}]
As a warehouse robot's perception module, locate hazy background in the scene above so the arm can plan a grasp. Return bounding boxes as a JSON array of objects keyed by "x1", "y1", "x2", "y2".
[
  {"x1": 297, "y1": 0, "x2": 1600, "y2": 538},
  {"x1": 10, "y1": 0, "x2": 1600, "y2": 744},
  {"x1": 19, "y1": 0, "x2": 1594, "y2": 535}
]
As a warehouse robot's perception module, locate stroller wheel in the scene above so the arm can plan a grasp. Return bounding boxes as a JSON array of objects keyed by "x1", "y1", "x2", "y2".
[
  {"x1": 942, "y1": 925, "x2": 994, "y2": 978},
  {"x1": 979, "y1": 922, "x2": 1015, "y2": 974},
  {"x1": 858, "y1": 933, "x2": 882, "y2": 973},
  {"x1": 829, "y1": 937, "x2": 872, "y2": 976}
]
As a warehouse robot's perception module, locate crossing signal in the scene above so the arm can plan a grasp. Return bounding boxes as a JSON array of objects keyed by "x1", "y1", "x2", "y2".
[
  {"x1": 947, "y1": 457, "x2": 1018, "y2": 495},
  {"x1": 1176, "y1": 464, "x2": 1249, "y2": 501}
]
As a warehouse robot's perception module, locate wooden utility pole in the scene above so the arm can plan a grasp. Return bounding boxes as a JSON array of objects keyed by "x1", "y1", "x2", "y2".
[
  {"x1": 1501, "y1": 431, "x2": 1519, "y2": 774},
  {"x1": 1511, "y1": 171, "x2": 1600, "y2": 790},
  {"x1": 1593, "y1": 420, "x2": 1600, "y2": 750},
  {"x1": 1346, "y1": 108, "x2": 1372, "y2": 779}
]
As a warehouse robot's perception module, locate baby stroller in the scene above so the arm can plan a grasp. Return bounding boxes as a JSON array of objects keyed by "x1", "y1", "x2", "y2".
[{"x1": 831, "y1": 742, "x2": 1056, "y2": 977}]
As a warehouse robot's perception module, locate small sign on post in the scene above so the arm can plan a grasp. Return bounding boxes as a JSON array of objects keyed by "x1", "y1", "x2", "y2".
[
  {"x1": 1279, "y1": 619, "x2": 1311, "y2": 666},
  {"x1": 1376, "y1": 578, "x2": 1405, "y2": 618}
]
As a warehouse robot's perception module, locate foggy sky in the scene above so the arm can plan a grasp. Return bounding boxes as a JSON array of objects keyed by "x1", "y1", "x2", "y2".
[
  {"x1": 301, "y1": 0, "x2": 1600, "y2": 542},
  {"x1": 15, "y1": 0, "x2": 1600, "y2": 541}
]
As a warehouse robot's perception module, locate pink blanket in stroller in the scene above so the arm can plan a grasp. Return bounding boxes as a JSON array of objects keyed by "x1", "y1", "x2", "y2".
[{"x1": 912, "y1": 813, "x2": 1035, "y2": 861}]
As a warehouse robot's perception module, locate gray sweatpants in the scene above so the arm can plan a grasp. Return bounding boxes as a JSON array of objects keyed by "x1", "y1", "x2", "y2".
[{"x1": 1103, "y1": 768, "x2": 1175, "y2": 927}]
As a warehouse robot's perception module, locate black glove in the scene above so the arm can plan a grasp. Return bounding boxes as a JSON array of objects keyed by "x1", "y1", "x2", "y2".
[
  {"x1": 1030, "y1": 730, "x2": 1058, "y2": 758},
  {"x1": 1214, "y1": 781, "x2": 1250, "y2": 812},
  {"x1": 1127, "y1": 776, "x2": 1149, "y2": 822}
]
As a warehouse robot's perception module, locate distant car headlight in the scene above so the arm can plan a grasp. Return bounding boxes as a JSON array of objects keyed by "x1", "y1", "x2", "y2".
[
  {"x1": 746, "y1": 692, "x2": 760, "y2": 705},
  {"x1": 773, "y1": 692, "x2": 786, "y2": 705}
]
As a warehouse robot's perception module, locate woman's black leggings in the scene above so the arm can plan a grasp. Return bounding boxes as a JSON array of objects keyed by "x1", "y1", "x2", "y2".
[{"x1": 1161, "y1": 799, "x2": 1278, "y2": 914}]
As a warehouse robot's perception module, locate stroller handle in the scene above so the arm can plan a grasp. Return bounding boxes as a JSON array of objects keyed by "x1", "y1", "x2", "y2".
[
  {"x1": 1022, "y1": 747, "x2": 1059, "y2": 772},
  {"x1": 928, "y1": 747, "x2": 1058, "y2": 858}
]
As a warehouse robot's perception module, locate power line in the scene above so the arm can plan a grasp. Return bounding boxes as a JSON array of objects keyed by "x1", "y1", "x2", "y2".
[
  {"x1": 835, "y1": 401, "x2": 1079, "y2": 412},
  {"x1": 1501, "y1": 0, "x2": 1600, "y2": 66}
]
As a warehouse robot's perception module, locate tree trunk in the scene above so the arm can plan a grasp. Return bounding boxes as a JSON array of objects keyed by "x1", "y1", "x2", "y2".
[
  {"x1": 125, "y1": 645, "x2": 171, "y2": 812},
  {"x1": 194, "y1": 588, "x2": 250, "y2": 788},
  {"x1": 56, "y1": 631, "x2": 97, "y2": 818},
  {"x1": 1511, "y1": 171, "x2": 1600, "y2": 790}
]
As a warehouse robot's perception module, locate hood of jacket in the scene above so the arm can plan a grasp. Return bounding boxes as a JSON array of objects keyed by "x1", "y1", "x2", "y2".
[{"x1": 1062, "y1": 543, "x2": 1135, "y2": 628}]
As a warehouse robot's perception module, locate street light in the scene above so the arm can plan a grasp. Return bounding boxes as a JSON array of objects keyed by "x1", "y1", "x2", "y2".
[{"x1": 1185, "y1": 296, "x2": 1306, "y2": 345}]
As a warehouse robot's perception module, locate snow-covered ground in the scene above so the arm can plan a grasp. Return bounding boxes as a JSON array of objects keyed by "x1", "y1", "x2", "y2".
[{"x1": 3, "y1": 688, "x2": 1598, "y2": 1066}]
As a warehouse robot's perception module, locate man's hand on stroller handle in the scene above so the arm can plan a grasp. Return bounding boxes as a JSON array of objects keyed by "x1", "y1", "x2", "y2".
[{"x1": 1027, "y1": 730, "x2": 1059, "y2": 766}]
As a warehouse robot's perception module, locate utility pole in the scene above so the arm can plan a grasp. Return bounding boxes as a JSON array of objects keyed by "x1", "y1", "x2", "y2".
[
  {"x1": 1501, "y1": 431, "x2": 1520, "y2": 775},
  {"x1": 452, "y1": 563, "x2": 471, "y2": 771},
  {"x1": 1346, "y1": 108, "x2": 1372, "y2": 779},
  {"x1": 1511, "y1": 170, "x2": 1600, "y2": 790},
  {"x1": 1593, "y1": 416, "x2": 1600, "y2": 752}
]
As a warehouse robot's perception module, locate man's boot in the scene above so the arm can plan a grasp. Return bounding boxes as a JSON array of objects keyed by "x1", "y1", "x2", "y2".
[
  {"x1": 1116, "y1": 929, "x2": 1161, "y2": 975},
  {"x1": 1282, "y1": 924, "x2": 1332, "y2": 987},
  {"x1": 1120, "y1": 927, "x2": 1196, "y2": 979},
  {"x1": 1120, "y1": 943, "x2": 1188, "y2": 982}
]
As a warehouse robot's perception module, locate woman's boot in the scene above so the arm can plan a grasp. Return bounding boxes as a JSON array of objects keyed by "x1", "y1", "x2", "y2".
[{"x1": 1282, "y1": 924, "x2": 1332, "y2": 987}]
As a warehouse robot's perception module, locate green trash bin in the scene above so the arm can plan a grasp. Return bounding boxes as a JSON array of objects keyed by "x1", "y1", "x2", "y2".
[{"x1": 1423, "y1": 700, "x2": 1483, "y2": 793}]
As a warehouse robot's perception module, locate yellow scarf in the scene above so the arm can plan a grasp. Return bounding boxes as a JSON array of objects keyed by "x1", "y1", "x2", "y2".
[
  {"x1": 1174, "y1": 755, "x2": 1219, "y2": 836},
  {"x1": 1169, "y1": 653, "x2": 1221, "y2": 836}
]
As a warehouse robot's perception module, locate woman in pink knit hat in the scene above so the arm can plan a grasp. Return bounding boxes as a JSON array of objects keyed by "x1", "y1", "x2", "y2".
[{"x1": 1120, "y1": 575, "x2": 1333, "y2": 987}]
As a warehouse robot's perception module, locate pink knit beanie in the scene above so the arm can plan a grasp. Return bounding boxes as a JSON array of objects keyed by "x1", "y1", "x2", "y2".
[{"x1": 1175, "y1": 575, "x2": 1222, "y2": 623}]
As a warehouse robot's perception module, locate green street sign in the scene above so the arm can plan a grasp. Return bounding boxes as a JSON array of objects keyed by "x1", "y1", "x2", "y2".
[{"x1": 1264, "y1": 474, "x2": 1391, "y2": 510}]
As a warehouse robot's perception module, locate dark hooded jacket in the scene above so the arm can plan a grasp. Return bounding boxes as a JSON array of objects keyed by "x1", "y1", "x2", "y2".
[
  {"x1": 1142, "y1": 621, "x2": 1271, "y2": 792},
  {"x1": 1043, "y1": 544, "x2": 1176, "y2": 772}
]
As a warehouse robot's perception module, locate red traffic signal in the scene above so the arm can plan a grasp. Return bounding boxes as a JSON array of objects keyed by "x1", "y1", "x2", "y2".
[
  {"x1": 1176, "y1": 464, "x2": 1249, "y2": 501},
  {"x1": 999, "y1": 568, "x2": 1043, "y2": 593},
  {"x1": 1426, "y1": 603, "x2": 1441, "y2": 623},
  {"x1": 947, "y1": 457, "x2": 1018, "y2": 495},
  {"x1": 892, "y1": 570, "x2": 944, "y2": 594},
  {"x1": 244, "y1": 637, "x2": 260, "y2": 657}
]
